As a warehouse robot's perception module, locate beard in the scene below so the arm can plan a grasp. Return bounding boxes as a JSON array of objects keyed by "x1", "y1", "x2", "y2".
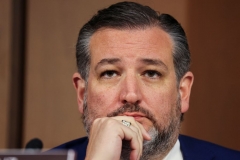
[{"x1": 82, "y1": 93, "x2": 182, "y2": 160}]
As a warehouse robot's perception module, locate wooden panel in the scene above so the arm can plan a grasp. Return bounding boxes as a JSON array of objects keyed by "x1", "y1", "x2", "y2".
[
  {"x1": 181, "y1": 0, "x2": 240, "y2": 150},
  {"x1": 0, "y1": 0, "x2": 11, "y2": 148},
  {"x1": 24, "y1": 0, "x2": 85, "y2": 149},
  {"x1": 24, "y1": 0, "x2": 187, "y2": 149}
]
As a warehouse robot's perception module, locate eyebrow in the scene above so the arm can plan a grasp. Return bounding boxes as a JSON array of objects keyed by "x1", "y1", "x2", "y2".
[
  {"x1": 95, "y1": 58, "x2": 168, "y2": 71},
  {"x1": 95, "y1": 58, "x2": 120, "y2": 71},
  {"x1": 140, "y1": 58, "x2": 168, "y2": 71}
]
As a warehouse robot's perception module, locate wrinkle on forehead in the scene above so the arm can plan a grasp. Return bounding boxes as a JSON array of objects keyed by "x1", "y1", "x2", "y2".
[
  {"x1": 89, "y1": 27, "x2": 174, "y2": 71},
  {"x1": 90, "y1": 27, "x2": 173, "y2": 51}
]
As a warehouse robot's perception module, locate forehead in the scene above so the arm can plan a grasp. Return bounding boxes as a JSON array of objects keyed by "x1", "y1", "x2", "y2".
[{"x1": 89, "y1": 27, "x2": 174, "y2": 67}]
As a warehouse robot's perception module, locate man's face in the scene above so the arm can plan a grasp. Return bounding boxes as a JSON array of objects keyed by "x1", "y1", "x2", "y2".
[
  {"x1": 84, "y1": 27, "x2": 180, "y2": 133},
  {"x1": 73, "y1": 27, "x2": 193, "y2": 158}
]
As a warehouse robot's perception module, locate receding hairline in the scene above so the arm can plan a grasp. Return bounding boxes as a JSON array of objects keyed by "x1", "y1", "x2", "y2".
[{"x1": 88, "y1": 25, "x2": 175, "y2": 52}]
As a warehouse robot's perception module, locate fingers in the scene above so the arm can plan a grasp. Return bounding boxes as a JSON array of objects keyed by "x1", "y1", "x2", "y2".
[
  {"x1": 86, "y1": 117, "x2": 126, "y2": 160},
  {"x1": 135, "y1": 122, "x2": 151, "y2": 140},
  {"x1": 86, "y1": 116, "x2": 150, "y2": 160},
  {"x1": 111, "y1": 116, "x2": 150, "y2": 160},
  {"x1": 112, "y1": 116, "x2": 150, "y2": 140}
]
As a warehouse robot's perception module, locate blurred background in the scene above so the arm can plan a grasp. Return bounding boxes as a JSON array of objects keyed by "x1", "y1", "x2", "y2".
[{"x1": 1, "y1": 0, "x2": 240, "y2": 150}]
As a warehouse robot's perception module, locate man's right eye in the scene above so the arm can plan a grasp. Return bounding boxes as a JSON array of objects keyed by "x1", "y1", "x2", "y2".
[{"x1": 100, "y1": 70, "x2": 118, "y2": 78}]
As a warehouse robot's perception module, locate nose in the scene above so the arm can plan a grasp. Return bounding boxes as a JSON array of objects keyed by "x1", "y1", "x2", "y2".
[{"x1": 120, "y1": 73, "x2": 142, "y2": 104}]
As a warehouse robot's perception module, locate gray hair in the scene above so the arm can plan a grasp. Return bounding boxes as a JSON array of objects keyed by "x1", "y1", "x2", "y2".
[{"x1": 76, "y1": 1, "x2": 190, "y2": 83}]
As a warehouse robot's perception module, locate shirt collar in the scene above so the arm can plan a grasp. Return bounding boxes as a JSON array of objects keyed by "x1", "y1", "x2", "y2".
[{"x1": 163, "y1": 140, "x2": 183, "y2": 160}]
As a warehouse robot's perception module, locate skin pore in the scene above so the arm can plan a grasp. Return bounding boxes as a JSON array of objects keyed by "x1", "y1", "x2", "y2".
[{"x1": 73, "y1": 27, "x2": 193, "y2": 160}]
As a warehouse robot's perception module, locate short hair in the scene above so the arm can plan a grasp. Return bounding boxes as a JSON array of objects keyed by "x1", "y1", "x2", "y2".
[{"x1": 76, "y1": 1, "x2": 190, "y2": 83}]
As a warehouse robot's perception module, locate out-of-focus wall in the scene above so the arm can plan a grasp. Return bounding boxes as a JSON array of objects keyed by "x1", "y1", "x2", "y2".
[
  {"x1": 0, "y1": 0, "x2": 11, "y2": 148},
  {"x1": 182, "y1": 0, "x2": 240, "y2": 151}
]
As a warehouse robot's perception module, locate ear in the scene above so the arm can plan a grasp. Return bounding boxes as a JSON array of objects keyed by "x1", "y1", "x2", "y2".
[
  {"x1": 72, "y1": 72, "x2": 85, "y2": 114},
  {"x1": 179, "y1": 71, "x2": 194, "y2": 113}
]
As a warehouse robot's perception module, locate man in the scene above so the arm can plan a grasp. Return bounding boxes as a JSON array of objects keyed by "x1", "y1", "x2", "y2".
[{"x1": 53, "y1": 2, "x2": 240, "y2": 160}]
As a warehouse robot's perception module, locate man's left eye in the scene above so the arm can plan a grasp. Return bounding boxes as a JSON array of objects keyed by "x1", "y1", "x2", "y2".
[{"x1": 143, "y1": 70, "x2": 161, "y2": 78}]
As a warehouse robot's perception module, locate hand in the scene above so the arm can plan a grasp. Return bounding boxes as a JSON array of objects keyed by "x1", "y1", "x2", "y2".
[{"x1": 85, "y1": 116, "x2": 151, "y2": 160}]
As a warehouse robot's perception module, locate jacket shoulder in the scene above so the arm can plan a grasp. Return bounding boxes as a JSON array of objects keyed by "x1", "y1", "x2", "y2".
[{"x1": 179, "y1": 135, "x2": 240, "y2": 160}]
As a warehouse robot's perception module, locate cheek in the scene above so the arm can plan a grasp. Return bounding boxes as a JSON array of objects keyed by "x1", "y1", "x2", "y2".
[
  {"x1": 146, "y1": 88, "x2": 177, "y2": 108},
  {"x1": 150, "y1": 95, "x2": 173, "y2": 114},
  {"x1": 87, "y1": 90, "x2": 105, "y2": 111},
  {"x1": 146, "y1": 88, "x2": 178, "y2": 123},
  {"x1": 143, "y1": 75, "x2": 178, "y2": 107},
  {"x1": 86, "y1": 83, "x2": 119, "y2": 117}
]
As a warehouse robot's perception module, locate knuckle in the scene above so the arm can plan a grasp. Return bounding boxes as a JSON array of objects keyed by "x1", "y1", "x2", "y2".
[
  {"x1": 92, "y1": 118, "x2": 100, "y2": 125},
  {"x1": 102, "y1": 117, "x2": 119, "y2": 129},
  {"x1": 92, "y1": 117, "x2": 109, "y2": 125}
]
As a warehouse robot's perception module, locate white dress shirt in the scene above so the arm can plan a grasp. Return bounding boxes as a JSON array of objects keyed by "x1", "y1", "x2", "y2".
[{"x1": 163, "y1": 140, "x2": 183, "y2": 160}]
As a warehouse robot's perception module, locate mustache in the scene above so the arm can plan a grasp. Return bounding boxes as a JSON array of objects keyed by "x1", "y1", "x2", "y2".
[{"x1": 107, "y1": 103, "x2": 158, "y2": 126}]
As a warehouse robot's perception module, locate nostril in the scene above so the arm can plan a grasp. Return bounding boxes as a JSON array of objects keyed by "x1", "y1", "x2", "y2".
[
  {"x1": 136, "y1": 100, "x2": 140, "y2": 104},
  {"x1": 122, "y1": 99, "x2": 140, "y2": 105},
  {"x1": 122, "y1": 100, "x2": 127, "y2": 104}
]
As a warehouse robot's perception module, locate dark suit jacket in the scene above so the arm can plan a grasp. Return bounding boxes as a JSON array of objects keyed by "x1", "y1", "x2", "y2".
[{"x1": 52, "y1": 135, "x2": 240, "y2": 160}]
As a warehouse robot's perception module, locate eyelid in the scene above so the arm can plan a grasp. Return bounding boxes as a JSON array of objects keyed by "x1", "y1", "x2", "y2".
[
  {"x1": 142, "y1": 70, "x2": 162, "y2": 78},
  {"x1": 100, "y1": 70, "x2": 119, "y2": 78}
]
